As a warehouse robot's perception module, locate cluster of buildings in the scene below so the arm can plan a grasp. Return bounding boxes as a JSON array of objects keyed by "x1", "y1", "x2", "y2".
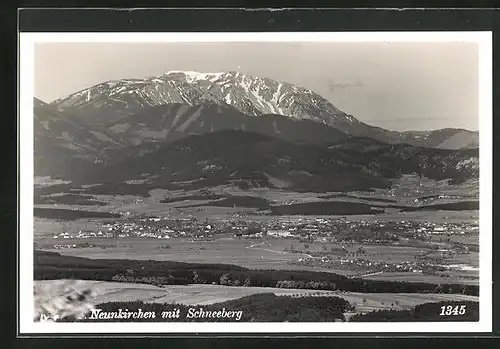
[
  {"x1": 49, "y1": 215, "x2": 478, "y2": 252},
  {"x1": 52, "y1": 231, "x2": 114, "y2": 239},
  {"x1": 231, "y1": 218, "x2": 479, "y2": 245},
  {"x1": 51, "y1": 217, "x2": 221, "y2": 240},
  {"x1": 292, "y1": 255, "x2": 447, "y2": 275}
]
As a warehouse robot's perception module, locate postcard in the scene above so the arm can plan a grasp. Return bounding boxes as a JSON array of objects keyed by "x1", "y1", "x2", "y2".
[{"x1": 18, "y1": 31, "x2": 492, "y2": 334}]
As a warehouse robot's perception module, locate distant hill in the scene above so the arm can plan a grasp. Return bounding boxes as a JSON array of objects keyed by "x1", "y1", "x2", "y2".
[
  {"x1": 399, "y1": 128, "x2": 479, "y2": 149},
  {"x1": 82, "y1": 131, "x2": 479, "y2": 193},
  {"x1": 33, "y1": 98, "x2": 112, "y2": 178},
  {"x1": 100, "y1": 103, "x2": 350, "y2": 146}
]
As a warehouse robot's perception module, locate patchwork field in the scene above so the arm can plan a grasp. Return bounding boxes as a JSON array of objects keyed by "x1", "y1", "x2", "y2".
[
  {"x1": 33, "y1": 176, "x2": 480, "y2": 222},
  {"x1": 34, "y1": 236, "x2": 356, "y2": 274},
  {"x1": 362, "y1": 271, "x2": 479, "y2": 286},
  {"x1": 34, "y1": 279, "x2": 479, "y2": 314},
  {"x1": 34, "y1": 234, "x2": 479, "y2": 285}
]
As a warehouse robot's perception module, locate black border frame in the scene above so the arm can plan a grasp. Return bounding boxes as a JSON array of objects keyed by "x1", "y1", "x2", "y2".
[{"x1": 14, "y1": 7, "x2": 500, "y2": 340}]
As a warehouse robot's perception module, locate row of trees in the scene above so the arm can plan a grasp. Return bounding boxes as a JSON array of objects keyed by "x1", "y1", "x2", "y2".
[
  {"x1": 275, "y1": 280, "x2": 334, "y2": 290},
  {"x1": 34, "y1": 250, "x2": 479, "y2": 296},
  {"x1": 111, "y1": 274, "x2": 190, "y2": 286}
]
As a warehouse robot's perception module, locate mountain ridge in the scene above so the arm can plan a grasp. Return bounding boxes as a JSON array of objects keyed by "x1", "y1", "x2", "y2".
[
  {"x1": 80, "y1": 130, "x2": 479, "y2": 194},
  {"x1": 47, "y1": 70, "x2": 478, "y2": 150}
]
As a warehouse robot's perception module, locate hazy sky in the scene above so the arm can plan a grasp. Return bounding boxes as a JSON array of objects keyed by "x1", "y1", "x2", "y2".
[{"x1": 34, "y1": 42, "x2": 479, "y2": 131}]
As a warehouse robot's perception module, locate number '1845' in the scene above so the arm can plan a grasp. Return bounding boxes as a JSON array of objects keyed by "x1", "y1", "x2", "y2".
[{"x1": 439, "y1": 305, "x2": 466, "y2": 316}]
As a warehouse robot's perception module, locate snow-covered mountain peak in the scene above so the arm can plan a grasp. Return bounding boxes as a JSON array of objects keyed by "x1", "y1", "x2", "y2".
[
  {"x1": 52, "y1": 70, "x2": 356, "y2": 127},
  {"x1": 163, "y1": 70, "x2": 229, "y2": 83}
]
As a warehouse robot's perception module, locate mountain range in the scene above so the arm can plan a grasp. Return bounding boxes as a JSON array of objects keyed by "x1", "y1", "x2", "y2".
[
  {"x1": 33, "y1": 71, "x2": 479, "y2": 192},
  {"x1": 87, "y1": 130, "x2": 478, "y2": 193}
]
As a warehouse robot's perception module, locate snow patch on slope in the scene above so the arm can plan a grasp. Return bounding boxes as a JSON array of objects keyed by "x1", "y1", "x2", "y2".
[{"x1": 165, "y1": 71, "x2": 227, "y2": 84}]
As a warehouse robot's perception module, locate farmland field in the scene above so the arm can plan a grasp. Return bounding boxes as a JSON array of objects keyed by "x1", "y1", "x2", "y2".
[
  {"x1": 362, "y1": 271, "x2": 479, "y2": 286},
  {"x1": 33, "y1": 177, "x2": 480, "y2": 223},
  {"x1": 34, "y1": 279, "x2": 479, "y2": 314},
  {"x1": 34, "y1": 235, "x2": 479, "y2": 285},
  {"x1": 34, "y1": 236, "x2": 358, "y2": 274}
]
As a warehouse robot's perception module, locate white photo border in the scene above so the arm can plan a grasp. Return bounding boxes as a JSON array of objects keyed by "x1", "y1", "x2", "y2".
[{"x1": 18, "y1": 31, "x2": 493, "y2": 334}]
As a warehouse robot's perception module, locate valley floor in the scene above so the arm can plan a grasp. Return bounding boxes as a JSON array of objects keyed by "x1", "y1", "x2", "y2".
[
  {"x1": 35, "y1": 235, "x2": 479, "y2": 285},
  {"x1": 32, "y1": 175, "x2": 481, "y2": 287}
]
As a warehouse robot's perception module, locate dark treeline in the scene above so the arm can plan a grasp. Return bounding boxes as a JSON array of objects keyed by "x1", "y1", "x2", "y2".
[
  {"x1": 160, "y1": 193, "x2": 223, "y2": 203},
  {"x1": 78, "y1": 182, "x2": 153, "y2": 198},
  {"x1": 34, "y1": 251, "x2": 479, "y2": 296},
  {"x1": 179, "y1": 195, "x2": 271, "y2": 210},
  {"x1": 35, "y1": 193, "x2": 108, "y2": 206},
  {"x1": 34, "y1": 181, "x2": 153, "y2": 198},
  {"x1": 318, "y1": 194, "x2": 398, "y2": 203},
  {"x1": 400, "y1": 201, "x2": 479, "y2": 212},
  {"x1": 270, "y1": 201, "x2": 384, "y2": 215},
  {"x1": 33, "y1": 207, "x2": 121, "y2": 220},
  {"x1": 269, "y1": 200, "x2": 478, "y2": 216},
  {"x1": 350, "y1": 301, "x2": 479, "y2": 322}
]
